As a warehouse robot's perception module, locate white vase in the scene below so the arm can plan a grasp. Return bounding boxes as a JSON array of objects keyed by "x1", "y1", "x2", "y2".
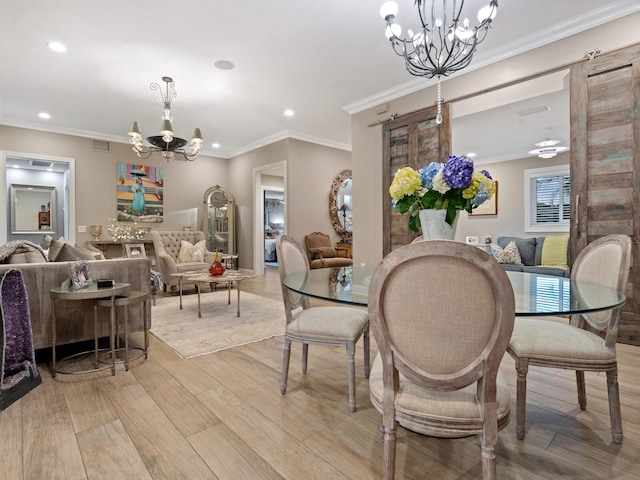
[{"x1": 418, "y1": 209, "x2": 459, "y2": 240}]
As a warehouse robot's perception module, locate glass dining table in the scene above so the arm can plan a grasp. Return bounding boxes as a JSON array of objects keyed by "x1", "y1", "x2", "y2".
[{"x1": 283, "y1": 266, "x2": 626, "y2": 316}]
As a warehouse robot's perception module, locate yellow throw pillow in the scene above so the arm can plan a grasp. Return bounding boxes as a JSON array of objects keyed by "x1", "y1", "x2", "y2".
[
  {"x1": 541, "y1": 235, "x2": 569, "y2": 269},
  {"x1": 490, "y1": 241, "x2": 522, "y2": 265}
]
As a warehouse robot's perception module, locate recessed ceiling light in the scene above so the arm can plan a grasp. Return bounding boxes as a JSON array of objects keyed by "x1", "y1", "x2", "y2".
[
  {"x1": 38, "y1": 112, "x2": 51, "y2": 119},
  {"x1": 214, "y1": 60, "x2": 234, "y2": 70},
  {"x1": 47, "y1": 41, "x2": 66, "y2": 53},
  {"x1": 212, "y1": 143, "x2": 220, "y2": 149},
  {"x1": 466, "y1": 152, "x2": 477, "y2": 158},
  {"x1": 284, "y1": 109, "x2": 294, "y2": 117}
]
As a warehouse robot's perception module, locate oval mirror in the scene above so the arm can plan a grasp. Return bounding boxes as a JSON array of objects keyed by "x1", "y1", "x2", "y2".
[{"x1": 329, "y1": 170, "x2": 352, "y2": 243}]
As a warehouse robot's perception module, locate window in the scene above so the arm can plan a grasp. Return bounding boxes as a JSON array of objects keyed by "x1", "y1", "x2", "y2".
[{"x1": 524, "y1": 165, "x2": 570, "y2": 233}]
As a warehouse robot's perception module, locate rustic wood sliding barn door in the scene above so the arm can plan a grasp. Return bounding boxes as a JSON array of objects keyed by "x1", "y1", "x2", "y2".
[
  {"x1": 382, "y1": 104, "x2": 451, "y2": 256},
  {"x1": 570, "y1": 44, "x2": 640, "y2": 346}
]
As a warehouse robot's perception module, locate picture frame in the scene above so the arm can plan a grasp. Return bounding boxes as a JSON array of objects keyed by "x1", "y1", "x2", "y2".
[
  {"x1": 68, "y1": 261, "x2": 92, "y2": 290},
  {"x1": 469, "y1": 180, "x2": 498, "y2": 216},
  {"x1": 124, "y1": 243, "x2": 146, "y2": 258}
]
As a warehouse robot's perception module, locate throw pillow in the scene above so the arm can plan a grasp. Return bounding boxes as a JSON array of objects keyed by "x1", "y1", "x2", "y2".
[
  {"x1": 497, "y1": 236, "x2": 537, "y2": 266},
  {"x1": 47, "y1": 238, "x2": 66, "y2": 262},
  {"x1": 54, "y1": 243, "x2": 98, "y2": 262},
  {"x1": 490, "y1": 241, "x2": 522, "y2": 265},
  {"x1": 541, "y1": 234, "x2": 570, "y2": 270},
  {"x1": 177, "y1": 240, "x2": 205, "y2": 263}
]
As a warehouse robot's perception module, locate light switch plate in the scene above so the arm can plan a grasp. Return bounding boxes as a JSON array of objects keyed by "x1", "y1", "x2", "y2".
[{"x1": 78, "y1": 225, "x2": 86, "y2": 233}]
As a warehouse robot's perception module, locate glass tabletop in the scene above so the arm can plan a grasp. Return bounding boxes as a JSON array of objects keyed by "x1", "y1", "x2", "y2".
[{"x1": 283, "y1": 266, "x2": 626, "y2": 317}]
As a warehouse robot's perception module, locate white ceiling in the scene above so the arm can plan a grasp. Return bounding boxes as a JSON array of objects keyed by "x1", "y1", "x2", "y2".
[{"x1": 0, "y1": 1, "x2": 638, "y2": 160}]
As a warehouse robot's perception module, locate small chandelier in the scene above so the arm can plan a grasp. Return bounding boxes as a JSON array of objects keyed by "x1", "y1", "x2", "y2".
[
  {"x1": 128, "y1": 76, "x2": 203, "y2": 162},
  {"x1": 528, "y1": 139, "x2": 569, "y2": 159},
  {"x1": 380, "y1": 0, "x2": 498, "y2": 124}
]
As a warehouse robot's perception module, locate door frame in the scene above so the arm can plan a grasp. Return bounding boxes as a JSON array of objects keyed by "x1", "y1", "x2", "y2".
[
  {"x1": 1, "y1": 151, "x2": 76, "y2": 244},
  {"x1": 253, "y1": 160, "x2": 287, "y2": 276}
]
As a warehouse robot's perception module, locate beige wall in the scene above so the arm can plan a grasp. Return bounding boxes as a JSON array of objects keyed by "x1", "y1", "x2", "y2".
[
  {"x1": 351, "y1": 12, "x2": 640, "y2": 269},
  {"x1": 1, "y1": 125, "x2": 228, "y2": 245}
]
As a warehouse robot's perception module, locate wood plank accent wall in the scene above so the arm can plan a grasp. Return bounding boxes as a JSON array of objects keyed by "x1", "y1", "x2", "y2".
[
  {"x1": 570, "y1": 44, "x2": 640, "y2": 346},
  {"x1": 382, "y1": 104, "x2": 451, "y2": 256}
]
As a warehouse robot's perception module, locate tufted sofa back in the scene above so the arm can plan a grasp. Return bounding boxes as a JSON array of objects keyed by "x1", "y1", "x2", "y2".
[{"x1": 151, "y1": 231, "x2": 205, "y2": 262}]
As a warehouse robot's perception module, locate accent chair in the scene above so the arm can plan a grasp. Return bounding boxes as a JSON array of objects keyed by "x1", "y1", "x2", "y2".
[
  {"x1": 151, "y1": 231, "x2": 213, "y2": 293},
  {"x1": 304, "y1": 232, "x2": 353, "y2": 269}
]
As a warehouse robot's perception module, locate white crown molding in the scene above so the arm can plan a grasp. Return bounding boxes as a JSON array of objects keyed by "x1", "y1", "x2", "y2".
[
  {"x1": 0, "y1": 120, "x2": 350, "y2": 160},
  {"x1": 226, "y1": 130, "x2": 351, "y2": 159},
  {"x1": 344, "y1": 0, "x2": 640, "y2": 115}
]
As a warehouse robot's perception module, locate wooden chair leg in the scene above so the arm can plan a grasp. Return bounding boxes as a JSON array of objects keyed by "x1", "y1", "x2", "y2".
[
  {"x1": 346, "y1": 342, "x2": 356, "y2": 412},
  {"x1": 515, "y1": 357, "x2": 529, "y2": 440},
  {"x1": 606, "y1": 369, "x2": 623, "y2": 444},
  {"x1": 576, "y1": 370, "x2": 587, "y2": 410},
  {"x1": 382, "y1": 414, "x2": 397, "y2": 480},
  {"x1": 363, "y1": 327, "x2": 371, "y2": 379},
  {"x1": 280, "y1": 337, "x2": 291, "y2": 394},
  {"x1": 481, "y1": 406, "x2": 498, "y2": 480},
  {"x1": 301, "y1": 343, "x2": 308, "y2": 374}
]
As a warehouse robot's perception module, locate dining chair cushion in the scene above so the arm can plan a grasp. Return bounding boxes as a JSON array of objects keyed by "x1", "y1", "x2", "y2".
[
  {"x1": 289, "y1": 306, "x2": 368, "y2": 341},
  {"x1": 509, "y1": 317, "x2": 616, "y2": 364},
  {"x1": 369, "y1": 354, "x2": 511, "y2": 437}
]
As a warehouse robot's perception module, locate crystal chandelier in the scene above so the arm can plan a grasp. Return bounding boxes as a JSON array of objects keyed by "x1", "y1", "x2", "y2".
[
  {"x1": 128, "y1": 76, "x2": 203, "y2": 161},
  {"x1": 380, "y1": 0, "x2": 498, "y2": 124}
]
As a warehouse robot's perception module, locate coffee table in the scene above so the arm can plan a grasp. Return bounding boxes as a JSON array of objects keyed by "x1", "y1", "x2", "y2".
[{"x1": 173, "y1": 269, "x2": 256, "y2": 318}]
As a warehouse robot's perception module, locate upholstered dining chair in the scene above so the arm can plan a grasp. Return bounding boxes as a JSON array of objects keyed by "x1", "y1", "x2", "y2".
[
  {"x1": 368, "y1": 240, "x2": 515, "y2": 480},
  {"x1": 507, "y1": 234, "x2": 631, "y2": 444},
  {"x1": 276, "y1": 234, "x2": 370, "y2": 411}
]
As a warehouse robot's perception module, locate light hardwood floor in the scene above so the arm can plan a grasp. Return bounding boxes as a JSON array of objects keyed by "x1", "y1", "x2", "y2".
[{"x1": 2, "y1": 266, "x2": 639, "y2": 479}]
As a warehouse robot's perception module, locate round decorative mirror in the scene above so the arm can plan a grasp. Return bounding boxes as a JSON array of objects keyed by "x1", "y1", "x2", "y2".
[{"x1": 329, "y1": 170, "x2": 352, "y2": 243}]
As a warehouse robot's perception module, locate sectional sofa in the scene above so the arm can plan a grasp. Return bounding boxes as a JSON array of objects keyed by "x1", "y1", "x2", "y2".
[
  {"x1": 0, "y1": 250, "x2": 151, "y2": 350},
  {"x1": 493, "y1": 235, "x2": 570, "y2": 278}
]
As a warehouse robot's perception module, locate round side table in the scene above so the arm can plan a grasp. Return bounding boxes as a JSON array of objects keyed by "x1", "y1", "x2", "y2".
[{"x1": 50, "y1": 282, "x2": 130, "y2": 377}]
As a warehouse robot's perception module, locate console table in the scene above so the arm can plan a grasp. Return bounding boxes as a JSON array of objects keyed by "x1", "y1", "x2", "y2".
[{"x1": 90, "y1": 240, "x2": 156, "y2": 265}]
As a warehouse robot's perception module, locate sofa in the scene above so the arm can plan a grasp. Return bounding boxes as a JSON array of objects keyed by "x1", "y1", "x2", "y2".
[
  {"x1": 491, "y1": 235, "x2": 570, "y2": 277},
  {"x1": 0, "y1": 245, "x2": 151, "y2": 350}
]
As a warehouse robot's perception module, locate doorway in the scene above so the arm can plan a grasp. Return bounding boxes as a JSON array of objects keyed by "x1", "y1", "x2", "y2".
[
  {"x1": 1, "y1": 151, "x2": 76, "y2": 245},
  {"x1": 253, "y1": 161, "x2": 286, "y2": 276}
]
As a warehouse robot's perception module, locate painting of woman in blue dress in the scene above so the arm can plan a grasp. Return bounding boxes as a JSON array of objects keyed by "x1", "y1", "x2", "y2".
[
  {"x1": 131, "y1": 177, "x2": 145, "y2": 215},
  {"x1": 116, "y1": 163, "x2": 163, "y2": 222}
]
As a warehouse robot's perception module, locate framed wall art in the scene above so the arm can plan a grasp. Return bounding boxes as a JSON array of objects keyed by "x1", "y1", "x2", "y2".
[
  {"x1": 116, "y1": 163, "x2": 164, "y2": 223},
  {"x1": 469, "y1": 181, "x2": 498, "y2": 216}
]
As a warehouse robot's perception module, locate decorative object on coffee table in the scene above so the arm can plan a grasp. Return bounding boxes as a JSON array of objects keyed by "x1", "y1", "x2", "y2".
[{"x1": 209, "y1": 250, "x2": 225, "y2": 276}]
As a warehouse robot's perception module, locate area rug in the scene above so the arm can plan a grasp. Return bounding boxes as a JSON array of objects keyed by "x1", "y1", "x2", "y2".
[{"x1": 150, "y1": 291, "x2": 285, "y2": 359}]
